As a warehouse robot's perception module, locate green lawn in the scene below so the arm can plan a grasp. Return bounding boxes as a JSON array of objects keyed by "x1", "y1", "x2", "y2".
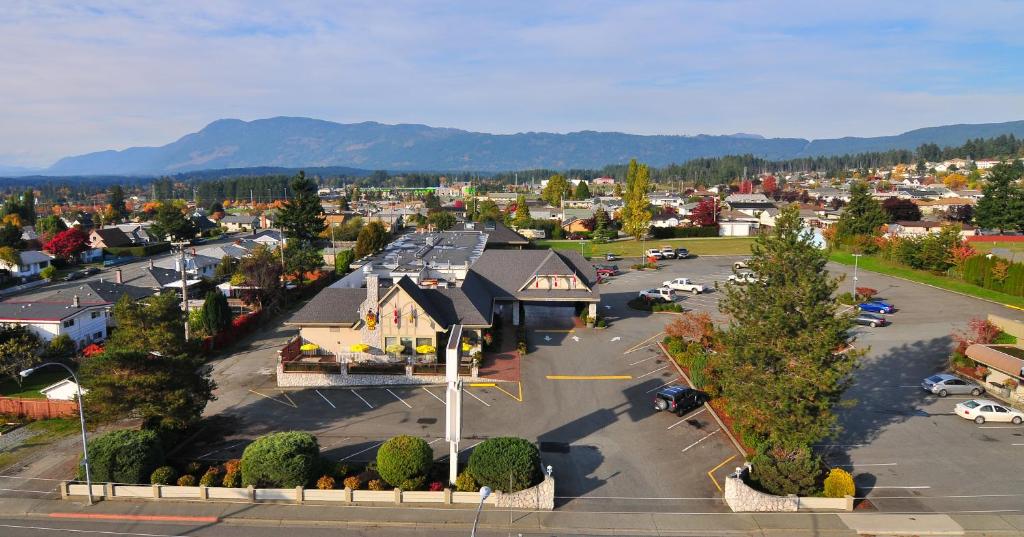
[
  {"x1": 970, "y1": 241, "x2": 1024, "y2": 255},
  {"x1": 829, "y1": 251, "x2": 1024, "y2": 308},
  {"x1": 534, "y1": 237, "x2": 755, "y2": 258},
  {"x1": 0, "y1": 419, "x2": 80, "y2": 470},
  {"x1": 0, "y1": 370, "x2": 70, "y2": 399}
]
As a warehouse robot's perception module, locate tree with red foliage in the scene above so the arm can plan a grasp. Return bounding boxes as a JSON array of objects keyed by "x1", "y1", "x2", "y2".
[
  {"x1": 44, "y1": 227, "x2": 89, "y2": 261},
  {"x1": 690, "y1": 198, "x2": 718, "y2": 226},
  {"x1": 762, "y1": 176, "x2": 778, "y2": 195},
  {"x1": 453, "y1": 199, "x2": 465, "y2": 209},
  {"x1": 739, "y1": 180, "x2": 753, "y2": 194}
]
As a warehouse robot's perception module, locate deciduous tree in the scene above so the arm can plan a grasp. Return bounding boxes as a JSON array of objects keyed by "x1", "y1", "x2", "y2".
[
  {"x1": 43, "y1": 227, "x2": 89, "y2": 261},
  {"x1": 621, "y1": 159, "x2": 652, "y2": 240},
  {"x1": 105, "y1": 293, "x2": 189, "y2": 357},
  {"x1": 513, "y1": 194, "x2": 532, "y2": 229},
  {"x1": 882, "y1": 198, "x2": 922, "y2": 223},
  {"x1": 0, "y1": 325, "x2": 41, "y2": 384}
]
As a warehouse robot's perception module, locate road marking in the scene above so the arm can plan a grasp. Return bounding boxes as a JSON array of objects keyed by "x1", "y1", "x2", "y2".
[
  {"x1": 338, "y1": 442, "x2": 383, "y2": 461},
  {"x1": 427, "y1": 438, "x2": 443, "y2": 445},
  {"x1": 469, "y1": 383, "x2": 496, "y2": 387},
  {"x1": 492, "y1": 382, "x2": 523, "y2": 402},
  {"x1": 1012, "y1": 443, "x2": 1024, "y2": 446},
  {"x1": 707, "y1": 455, "x2": 737, "y2": 492},
  {"x1": 386, "y1": 388, "x2": 412, "y2": 408},
  {"x1": 681, "y1": 430, "x2": 720, "y2": 453},
  {"x1": 978, "y1": 425, "x2": 1024, "y2": 429},
  {"x1": 464, "y1": 389, "x2": 491, "y2": 407},
  {"x1": 835, "y1": 462, "x2": 898, "y2": 467},
  {"x1": 315, "y1": 389, "x2": 336, "y2": 408},
  {"x1": 422, "y1": 387, "x2": 446, "y2": 404},
  {"x1": 197, "y1": 441, "x2": 243, "y2": 460},
  {"x1": 279, "y1": 391, "x2": 298, "y2": 408},
  {"x1": 546, "y1": 375, "x2": 633, "y2": 380},
  {"x1": 629, "y1": 356, "x2": 657, "y2": 366},
  {"x1": 350, "y1": 389, "x2": 374, "y2": 409},
  {"x1": 667, "y1": 408, "x2": 706, "y2": 429},
  {"x1": 866, "y1": 486, "x2": 931, "y2": 489},
  {"x1": 48, "y1": 513, "x2": 219, "y2": 523},
  {"x1": 637, "y1": 365, "x2": 669, "y2": 378},
  {"x1": 610, "y1": 336, "x2": 621, "y2": 341},
  {"x1": 439, "y1": 440, "x2": 484, "y2": 461},
  {"x1": 813, "y1": 444, "x2": 865, "y2": 447},
  {"x1": 248, "y1": 389, "x2": 296, "y2": 408},
  {"x1": 0, "y1": 487, "x2": 52, "y2": 493},
  {"x1": 0, "y1": 523, "x2": 186, "y2": 537},
  {"x1": 646, "y1": 380, "x2": 680, "y2": 393},
  {"x1": 624, "y1": 332, "x2": 665, "y2": 354}
]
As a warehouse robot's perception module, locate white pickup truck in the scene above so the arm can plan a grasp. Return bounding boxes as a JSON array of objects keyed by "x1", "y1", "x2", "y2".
[{"x1": 662, "y1": 278, "x2": 707, "y2": 294}]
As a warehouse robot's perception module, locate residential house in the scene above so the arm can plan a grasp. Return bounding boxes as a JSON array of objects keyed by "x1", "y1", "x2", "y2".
[
  {"x1": 717, "y1": 210, "x2": 759, "y2": 237},
  {"x1": 888, "y1": 221, "x2": 976, "y2": 238},
  {"x1": 220, "y1": 214, "x2": 259, "y2": 232},
  {"x1": 591, "y1": 177, "x2": 615, "y2": 186},
  {"x1": 39, "y1": 378, "x2": 87, "y2": 401},
  {"x1": 0, "y1": 251, "x2": 53, "y2": 279},
  {"x1": 60, "y1": 213, "x2": 94, "y2": 230},
  {"x1": 650, "y1": 214, "x2": 681, "y2": 228},
  {"x1": 561, "y1": 218, "x2": 593, "y2": 234},
  {"x1": 89, "y1": 228, "x2": 143, "y2": 249},
  {"x1": 648, "y1": 193, "x2": 686, "y2": 209},
  {"x1": 913, "y1": 197, "x2": 977, "y2": 218}
]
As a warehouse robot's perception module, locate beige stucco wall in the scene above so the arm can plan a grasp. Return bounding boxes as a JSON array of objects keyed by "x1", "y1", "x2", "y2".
[
  {"x1": 299, "y1": 326, "x2": 363, "y2": 356},
  {"x1": 989, "y1": 314, "x2": 1024, "y2": 341},
  {"x1": 523, "y1": 275, "x2": 589, "y2": 291},
  {"x1": 378, "y1": 286, "x2": 443, "y2": 350}
]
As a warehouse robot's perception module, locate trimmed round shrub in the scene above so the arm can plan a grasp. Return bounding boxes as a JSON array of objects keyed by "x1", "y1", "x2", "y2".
[
  {"x1": 150, "y1": 466, "x2": 177, "y2": 485},
  {"x1": 184, "y1": 461, "x2": 204, "y2": 476},
  {"x1": 222, "y1": 471, "x2": 241, "y2": 488},
  {"x1": 376, "y1": 435, "x2": 433, "y2": 487},
  {"x1": 223, "y1": 459, "x2": 241, "y2": 475},
  {"x1": 240, "y1": 432, "x2": 320, "y2": 488},
  {"x1": 342, "y1": 476, "x2": 362, "y2": 490},
  {"x1": 199, "y1": 467, "x2": 221, "y2": 487},
  {"x1": 367, "y1": 478, "x2": 386, "y2": 491},
  {"x1": 823, "y1": 468, "x2": 855, "y2": 498},
  {"x1": 316, "y1": 475, "x2": 336, "y2": 490},
  {"x1": 398, "y1": 476, "x2": 425, "y2": 491},
  {"x1": 81, "y1": 429, "x2": 165, "y2": 484},
  {"x1": 467, "y1": 437, "x2": 541, "y2": 493},
  {"x1": 455, "y1": 471, "x2": 477, "y2": 492},
  {"x1": 749, "y1": 446, "x2": 823, "y2": 496},
  {"x1": 177, "y1": 474, "x2": 197, "y2": 486}
]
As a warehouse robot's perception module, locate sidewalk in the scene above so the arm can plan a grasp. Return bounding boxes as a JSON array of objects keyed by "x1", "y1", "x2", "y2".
[{"x1": 2, "y1": 496, "x2": 1024, "y2": 536}]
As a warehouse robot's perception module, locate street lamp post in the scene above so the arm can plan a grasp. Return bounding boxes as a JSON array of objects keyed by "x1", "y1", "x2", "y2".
[
  {"x1": 852, "y1": 253, "x2": 862, "y2": 297},
  {"x1": 470, "y1": 486, "x2": 492, "y2": 537},
  {"x1": 20, "y1": 363, "x2": 92, "y2": 506}
]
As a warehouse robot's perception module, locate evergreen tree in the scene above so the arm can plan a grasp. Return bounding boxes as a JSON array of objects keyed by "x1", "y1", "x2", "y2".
[
  {"x1": 0, "y1": 325, "x2": 41, "y2": 384},
  {"x1": 513, "y1": 194, "x2": 532, "y2": 228},
  {"x1": 105, "y1": 293, "x2": 189, "y2": 357},
  {"x1": 200, "y1": 291, "x2": 232, "y2": 336},
  {"x1": 974, "y1": 161, "x2": 1024, "y2": 233},
  {"x1": 338, "y1": 197, "x2": 350, "y2": 211},
  {"x1": 835, "y1": 182, "x2": 887, "y2": 239},
  {"x1": 0, "y1": 223, "x2": 23, "y2": 249},
  {"x1": 277, "y1": 171, "x2": 326, "y2": 243},
  {"x1": 593, "y1": 207, "x2": 611, "y2": 241},
  {"x1": 476, "y1": 200, "x2": 502, "y2": 222},
  {"x1": 621, "y1": 160, "x2": 652, "y2": 240},
  {"x1": 716, "y1": 205, "x2": 860, "y2": 450},
  {"x1": 19, "y1": 190, "x2": 35, "y2": 225},
  {"x1": 881, "y1": 198, "x2": 922, "y2": 223},
  {"x1": 355, "y1": 221, "x2": 390, "y2": 257},
  {"x1": 109, "y1": 185, "x2": 128, "y2": 221},
  {"x1": 574, "y1": 181, "x2": 591, "y2": 200},
  {"x1": 150, "y1": 202, "x2": 197, "y2": 242}
]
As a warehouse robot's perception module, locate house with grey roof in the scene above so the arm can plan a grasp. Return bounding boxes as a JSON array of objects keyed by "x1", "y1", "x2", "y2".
[
  {"x1": 0, "y1": 250, "x2": 53, "y2": 279},
  {"x1": 220, "y1": 214, "x2": 259, "y2": 232}
]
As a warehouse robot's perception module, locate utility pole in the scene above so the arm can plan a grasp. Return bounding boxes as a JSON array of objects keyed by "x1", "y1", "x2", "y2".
[{"x1": 171, "y1": 241, "x2": 191, "y2": 341}]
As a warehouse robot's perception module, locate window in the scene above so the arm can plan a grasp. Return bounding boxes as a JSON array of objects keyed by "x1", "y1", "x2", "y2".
[
  {"x1": 93, "y1": 332, "x2": 103, "y2": 340},
  {"x1": 400, "y1": 337, "x2": 414, "y2": 354},
  {"x1": 385, "y1": 337, "x2": 398, "y2": 350},
  {"x1": 416, "y1": 337, "x2": 432, "y2": 350},
  {"x1": 994, "y1": 406, "x2": 1008, "y2": 413},
  {"x1": 62, "y1": 319, "x2": 75, "y2": 328},
  {"x1": 91, "y1": 311, "x2": 101, "y2": 319},
  {"x1": 981, "y1": 405, "x2": 993, "y2": 412}
]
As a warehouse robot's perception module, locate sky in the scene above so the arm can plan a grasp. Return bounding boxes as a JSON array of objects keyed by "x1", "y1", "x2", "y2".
[{"x1": 2, "y1": 1, "x2": 1023, "y2": 168}]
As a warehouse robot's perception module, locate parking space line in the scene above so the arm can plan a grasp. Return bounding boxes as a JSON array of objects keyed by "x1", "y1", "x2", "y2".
[
  {"x1": 385, "y1": 388, "x2": 412, "y2": 408},
  {"x1": 667, "y1": 408, "x2": 706, "y2": 429},
  {"x1": 707, "y1": 455, "x2": 736, "y2": 493},
  {"x1": 279, "y1": 391, "x2": 298, "y2": 408},
  {"x1": 439, "y1": 440, "x2": 483, "y2": 461},
  {"x1": 623, "y1": 332, "x2": 665, "y2": 354},
  {"x1": 315, "y1": 389, "x2": 336, "y2": 409},
  {"x1": 646, "y1": 380, "x2": 680, "y2": 393},
  {"x1": 681, "y1": 430, "x2": 719, "y2": 453},
  {"x1": 248, "y1": 389, "x2": 297, "y2": 408},
  {"x1": 637, "y1": 365, "x2": 669, "y2": 378},
  {"x1": 349, "y1": 389, "x2": 374, "y2": 409},
  {"x1": 197, "y1": 441, "x2": 243, "y2": 460},
  {"x1": 835, "y1": 462, "x2": 897, "y2": 467},
  {"x1": 422, "y1": 387, "x2": 446, "y2": 405},
  {"x1": 338, "y1": 442, "x2": 383, "y2": 461},
  {"x1": 547, "y1": 375, "x2": 633, "y2": 380},
  {"x1": 978, "y1": 425, "x2": 1023, "y2": 429},
  {"x1": 867, "y1": 486, "x2": 931, "y2": 489},
  {"x1": 492, "y1": 382, "x2": 523, "y2": 403},
  {"x1": 629, "y1": 356, "x2": 656, "y2": 366},
  {"x1": 464, "y1": 389, "x2": 491, "y2": 407}
]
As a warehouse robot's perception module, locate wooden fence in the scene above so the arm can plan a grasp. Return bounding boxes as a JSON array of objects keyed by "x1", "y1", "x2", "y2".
[{"x1": 0, "y1": 397, "x2": 78, "y2": 419}]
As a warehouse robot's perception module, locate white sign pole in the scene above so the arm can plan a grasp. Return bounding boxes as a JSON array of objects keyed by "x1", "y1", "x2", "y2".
[{"x1": 445, "y1": 325, "x2": 464, "y2": 485}]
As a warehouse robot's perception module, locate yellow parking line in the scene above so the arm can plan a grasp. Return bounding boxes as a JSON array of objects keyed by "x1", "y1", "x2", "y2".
[
  {"x1": 248, "y1": 389, "x2": 296, "y2": 408},
  {"x1": 469, "y1": 383, "x2": 496, "y2": 387},
  {"x1": 546, "y1": 375, "x2": 633, "y2": 380},
  {"x1": 492, "y1": 382, "x2": 523, "y2": 403},
  {"x1": 707, "y1": 455, "x2": 737, "y2": 493}
]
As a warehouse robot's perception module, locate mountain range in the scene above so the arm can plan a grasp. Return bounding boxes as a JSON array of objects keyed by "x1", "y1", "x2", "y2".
[{"x1": 18, "y1": 117, "x2": 1024, "y2": 176}]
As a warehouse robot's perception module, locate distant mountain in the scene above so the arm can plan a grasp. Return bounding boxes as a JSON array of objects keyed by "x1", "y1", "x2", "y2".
[
  {"x1": 38, "y1": 117, "x2": 1024, "y2": 176},
  {"x1": 0, "y1": 163, "x2": 42, "y2": 175}
]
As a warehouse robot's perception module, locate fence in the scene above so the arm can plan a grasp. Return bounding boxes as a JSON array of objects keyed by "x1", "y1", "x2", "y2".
[{"x1": 0, "y1": 397, "x2": 78, "y2": 419}]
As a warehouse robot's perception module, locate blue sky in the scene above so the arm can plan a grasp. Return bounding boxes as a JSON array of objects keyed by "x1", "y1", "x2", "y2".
[{"x1": 2, "y1": 1, "x2": 1023, "y2": 167}]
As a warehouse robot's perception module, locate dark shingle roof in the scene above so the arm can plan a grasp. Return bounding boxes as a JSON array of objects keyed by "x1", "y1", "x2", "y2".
[
  {"x1": 469, "y1": 249, "x2": 599, "y2": 301},
  {"x1": 92, "y1": 228, "x2": 133, "y2": 247},
  {"x1": 452, "y1": 221, "x2": 529, "y2": 247},
  {"x1": 286, "y1": 288, "x2": 366, "y2": 325}
]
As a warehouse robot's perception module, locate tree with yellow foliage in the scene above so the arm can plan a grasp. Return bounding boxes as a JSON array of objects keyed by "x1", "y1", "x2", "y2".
[
  {"x1": 943, "y1": 173, "x2": 967, "y2": 190},
  {"x1": 1, "y1": 214, "x2": 22, "y2": 228}
]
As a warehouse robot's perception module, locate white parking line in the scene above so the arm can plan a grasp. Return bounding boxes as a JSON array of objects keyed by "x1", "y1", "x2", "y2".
[
  {"x1": 629, "y1": 356, "x2": 657, "y2": 366},
  {"x1": 422, "y1": 387, "x2": 446, "y2": 404},
  {"x1": 646, "y1": 380, "x2": 679, "y2": 393},
  {"x1": 978, "y1": 425, "x2": 1024, "y2": 429},
  {"x1": 835, "y1": 462, "x2": 898, "y2": 468},
  {"x1": 667, "y1": 408, "x2": 706, "y2": 429},
  {"x1": 637, "y1": 365, "x2": 669, "y2": 378},
  {"x1": 680, "y1": 430, "x2": 719, "y2": 453},
  {"x1": 439, "y1": 440, "x2": 483, "y2": 461},
  {"x1": 867, "y1": 486, "x2": 931, "y2": 490},
  {"x1": 339, "y1": 442, "x2": 383, "y2": 461},
  {"x1": 350, "y1": 389, "x2": 374, "y2": 409},
  {"x1": 464, "y1": 389, "x2": 491, "y2": 407},
  {"x1": 386, "y1": 388, "x2": 412, "y2": 408},
  {"x1": 315, "y1": 389, "x2": 336, "y2": 409}
]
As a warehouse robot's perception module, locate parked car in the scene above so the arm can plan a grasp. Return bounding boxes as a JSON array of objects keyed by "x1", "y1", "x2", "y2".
[
  {"x1": 922, "y1": 373, "x2": 984, "y2": 397},
  {"x1": 854, "y1": 312, "x2": 888, "y2": 327},
  {"x1": 638, "y1": 287, "x2": 674, "y2": 302},
  {"x1": 733, "y1": 259, "x2": 750, "y2": 269},
  {"x1": 663, "y1": 278, "x2": 707, "y2": 294},
  {"x1": 62, "y1": 271, "x2": 84, "y2": 281},
  {"x1": 659, "y1": 246, "x2": 676, "y2": 259},
  {"x1": 728, "y1": 272, "x2": 759, "y2": 284},
  {"x1": 653, "y1": 386, "x2": 705, "y2": 416},
  {"x1": 605, "y1": 253, "x2": 619, "y2": 261},
  {"x1": 858, "y1": 300, "x2": 895, "y2": 314},
  {"x1": 644, "y1": 248, "x2": 664, "y2": 260},
  {"x1": 596, "y1": 264, "x2": 620, "y2": 272},
  {"x1": 955, "y1": 399, "x2": 1024, "y2": 424},
  {"x1": 82, "y1": 267, "x2": 100, "y2": 276},
  {"x1": 595, "y1": 267, "x2": 617, "y2": 278},
  {"x1": 675, "y1": 248, "x2": 690, "y2": 259}
]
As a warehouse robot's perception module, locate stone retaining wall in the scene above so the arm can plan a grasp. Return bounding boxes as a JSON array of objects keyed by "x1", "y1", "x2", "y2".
[
  {"x1": 724, "y1": 464, "x2": 851, "y2": 512},
  {"x1": 493, "y1": 475, "x2": 554, "y2": 510},
  {"x1": 276, "y1": 363, "x2": 489, "y2": 387}
]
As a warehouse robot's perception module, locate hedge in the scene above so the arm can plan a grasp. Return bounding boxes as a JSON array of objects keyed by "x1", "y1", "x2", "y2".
[
  {"x1": 81, "y1": 429, "x2": 165, "y2": 484},
  {"x1": 648, "y1": 225, "x2": 719, "y2": 239},
  {"x1": 962, "y1": 255, "x2": 1024, "y2": 297},
  {"x1": 240, "y1": 431, "x2": 321, "y2": 488},
  {"x1": 103, "y1": 242, "x2": 171, "y2": 258},
  {"x1": 376, "y1": 435, "x2": 433, "y2": 487},
  {"x1": 467, "y1": 437, "x2": 542, "y2": 493}
]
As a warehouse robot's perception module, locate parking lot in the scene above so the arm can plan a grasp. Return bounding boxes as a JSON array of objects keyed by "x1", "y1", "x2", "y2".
[{"x1": 195, "y1": 253, "x2": 1024, "y2": 514}]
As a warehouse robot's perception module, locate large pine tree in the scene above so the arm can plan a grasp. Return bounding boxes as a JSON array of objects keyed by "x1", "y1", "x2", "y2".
[
  {"x1": 835, "y1": 181, "x2": 886, "y2": 239},
  {"x1": 277, "y1": 171, "x2": 326, "y2": 243},
  {"x1": 974, "y1": 160, "x2": 1024, "y2": 233},
  {"x1": 717, "y1": 205, "x2": 860, "y2": 450}
]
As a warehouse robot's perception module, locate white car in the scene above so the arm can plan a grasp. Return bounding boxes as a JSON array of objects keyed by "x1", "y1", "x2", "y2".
[
  {"x1": 733, "y1": 259, "x2": 750, "y2": 270},
  {"x1": 659, "y1": 247, "x2": 676, "y2": 259},
  {"x1": 644, "y1": 249, "x2": 664, "y2": 260},
  {"x1": 955, "y1": 399, "x2": 1024, "y2": 424},
  {"x1": 728, "y1": 272, "x2": 759, "y2": 284},
  {"x1": 663, "y1": 278, "x2": 707, "y2": 294},
  {"x1": 638, "y1": 287, "x2": 674, "y2": 302}
]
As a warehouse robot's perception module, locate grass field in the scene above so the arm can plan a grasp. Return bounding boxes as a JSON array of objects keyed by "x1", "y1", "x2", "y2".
[
  {"x1": 969, "y1": 241, "x2": 1024, "y2": 256},
  {"x1": 0, "y1": 419, "x2": 79, "y2": 470},
  {"x1": 829, "y1": 250, "x2": 1024, "y2": 308},
  {"x1": 0, "y1": 370, "x2": 69, "y2": 399},
  {"x1": 535, "y1": 237, "x2": 755, "y2": 258}
]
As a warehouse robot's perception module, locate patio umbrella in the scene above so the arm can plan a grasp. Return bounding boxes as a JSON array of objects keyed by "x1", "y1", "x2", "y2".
[
  {"x1": 350, "y1": 343, "x2": 370, "y2": 353},
  {"x1": 300, "y1": 343, "x2": 319, "y2": 351}
]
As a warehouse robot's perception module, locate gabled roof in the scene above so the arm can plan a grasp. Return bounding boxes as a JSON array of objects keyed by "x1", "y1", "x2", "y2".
[
  {"x1": 286, "y1": 287, "x2": 367, "y2": 325},
  {"x1": 16, "y1": 251, "x2": 53, "y2": 265},
  {"x1": 221, "y1": 214, "x2": 258, "y2": 224},
  {"x1": 91, "y1": 228, "x2": 134, "y2": 247},
  {"x1": 392, "y1": 276, "x2": 448, "y2": 326},
  {"x1": 470, "y1": 249, "x2": 599, "y2": 302}
]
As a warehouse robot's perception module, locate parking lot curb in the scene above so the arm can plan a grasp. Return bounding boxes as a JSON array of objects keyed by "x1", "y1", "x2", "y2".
[{"x1": 658, "y1": 341, "x2": 748, "y2": 459}]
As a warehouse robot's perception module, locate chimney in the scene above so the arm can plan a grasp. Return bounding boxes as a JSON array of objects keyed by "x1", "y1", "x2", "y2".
[
  {"x1": 149, "y1": 258, "x2": 154, "y2": 269},
  {"x1": 72, "y1": 295, "x2": 80, "y2": 308},
  {"x1": 115, "y1": 269, "x2": 122, "y2": 284}
]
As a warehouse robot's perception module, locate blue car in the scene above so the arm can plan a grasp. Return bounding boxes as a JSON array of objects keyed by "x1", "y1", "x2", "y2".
[{"x1": 858, "y1": 300, "x2": 894, "y2": 314}]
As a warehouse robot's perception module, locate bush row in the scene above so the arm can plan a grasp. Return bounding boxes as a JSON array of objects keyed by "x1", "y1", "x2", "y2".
[
  {"x1": 648, "y1": 225, "x2": 719, "y2": 239},
  {"x1": 103, "y1": 242, "x2": 171, "y2": 258}
]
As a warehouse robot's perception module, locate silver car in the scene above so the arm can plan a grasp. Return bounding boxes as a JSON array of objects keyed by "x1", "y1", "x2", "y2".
[{"x1": 921, "y1": 373, "x2": 984, "y2": 397}]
